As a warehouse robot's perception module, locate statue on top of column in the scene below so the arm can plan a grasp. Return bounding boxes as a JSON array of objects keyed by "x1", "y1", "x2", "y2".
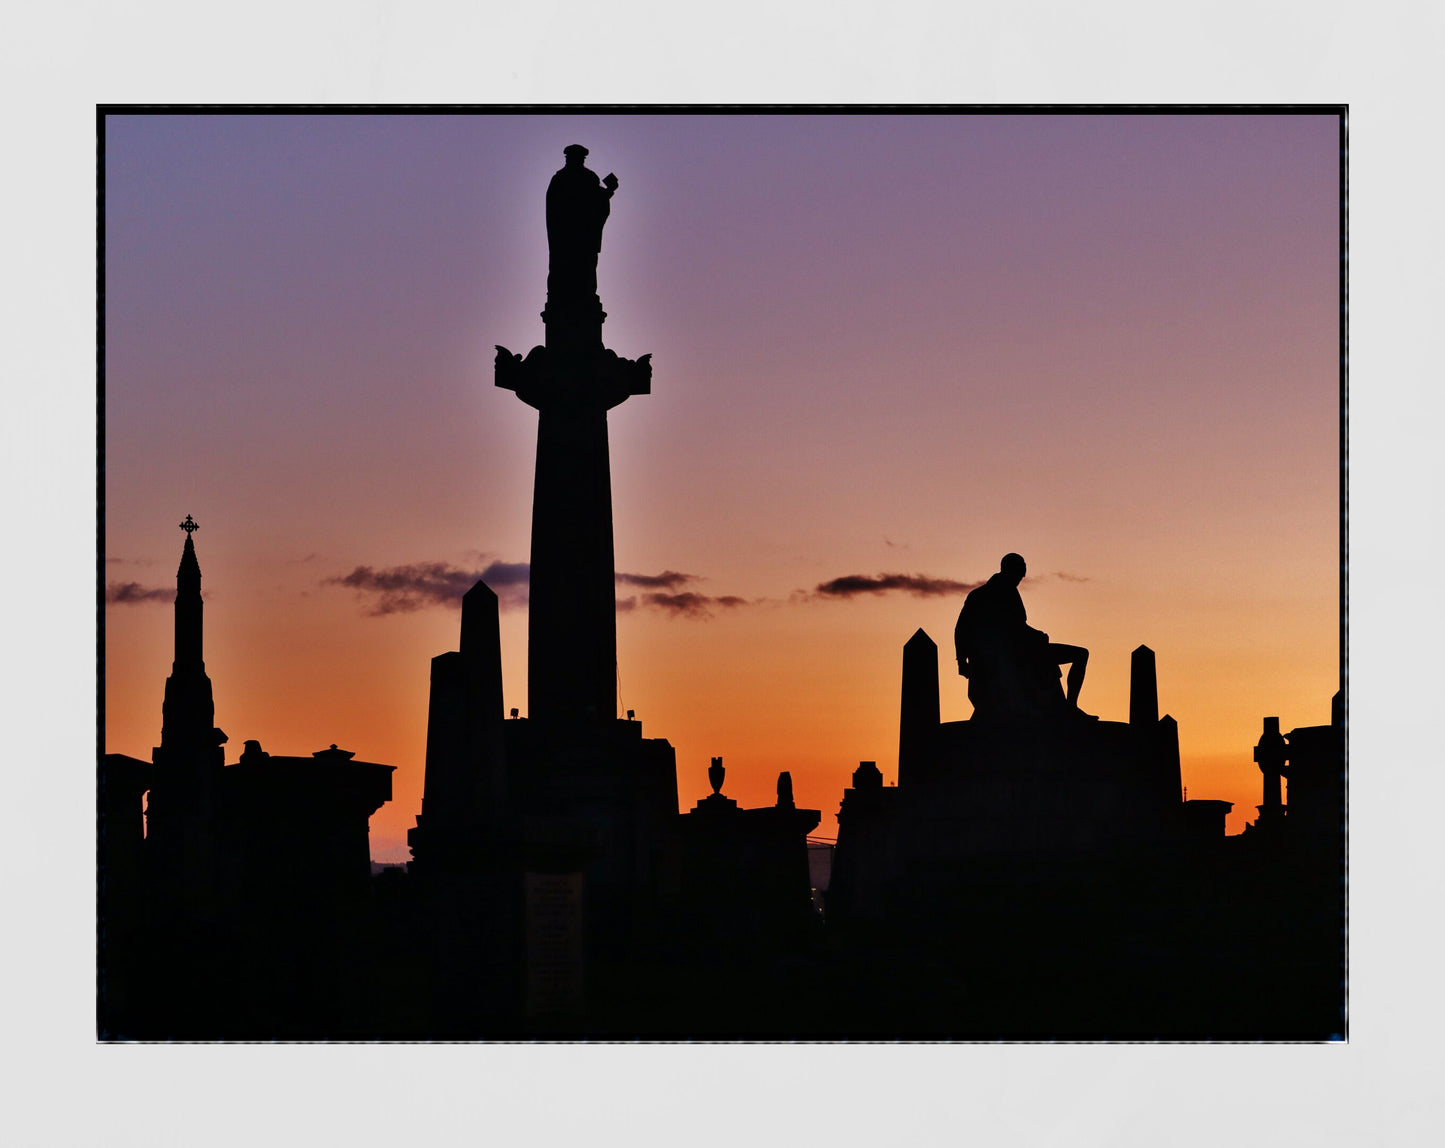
[
  {"x1": 546, "y1": 144, "x2": 618, "y2": 303},
  {"x1": 496, "y1": 145, "x2": 651, "y2": 405}
]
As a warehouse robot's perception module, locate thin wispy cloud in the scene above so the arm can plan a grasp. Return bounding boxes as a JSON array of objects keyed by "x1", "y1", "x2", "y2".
[
  {"x1": 106, "y1": 581, "x2": 172, "y2": 605},
  {"x1": 804, "y1": 570, "x2": 1092, "y2": 603},
  {"x1": 619, "y1": 571, "x2": 749, "y2": 618},
  {"x1": 615, "y1": 570, "x2": 696, "y2": 591},
  {"x1": 327, "y1": 561, "x2": 747, "y2": 619},
  {"x1": 480, "y1": 561, "x2": 530, "y2": 587},
  {"x1": 809, "y1": 573, "x2": 984, "y2": 600},
  {"x1": 639, "y1": 591, "x2": 749, "y2": 619},
  {"x1": 325, "y1": 560, "x2": 529, "y2": 616}
]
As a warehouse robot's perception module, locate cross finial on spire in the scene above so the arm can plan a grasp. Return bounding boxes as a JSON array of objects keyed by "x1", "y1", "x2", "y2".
[{"x1": 180, "y1": 514, "x2": 199, "y2": 536}]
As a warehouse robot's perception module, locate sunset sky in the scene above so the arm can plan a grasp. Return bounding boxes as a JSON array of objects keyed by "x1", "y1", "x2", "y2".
[{"x1": 103, "y1": 112, "x2": 1341, "y2": 860}]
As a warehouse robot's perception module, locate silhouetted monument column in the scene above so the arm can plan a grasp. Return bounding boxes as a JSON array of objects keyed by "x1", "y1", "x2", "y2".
[{"x1": 496, "y1": 145, "x2": 651, "y2": 728}]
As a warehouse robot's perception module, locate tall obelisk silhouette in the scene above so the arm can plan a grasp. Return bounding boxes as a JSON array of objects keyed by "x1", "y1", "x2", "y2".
[{"x1": 495, "y1": 145, "x2": 651, "y2": 727}]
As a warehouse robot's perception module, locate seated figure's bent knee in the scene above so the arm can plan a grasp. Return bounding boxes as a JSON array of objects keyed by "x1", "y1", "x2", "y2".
[{"x1": 1050, "y1": 643, "x2": 1087, "y2": 666}]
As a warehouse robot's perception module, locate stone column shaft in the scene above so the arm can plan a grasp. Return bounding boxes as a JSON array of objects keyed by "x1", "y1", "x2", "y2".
[{"x1": 527, "y1": 401, "x2": 618, "y2": 726}]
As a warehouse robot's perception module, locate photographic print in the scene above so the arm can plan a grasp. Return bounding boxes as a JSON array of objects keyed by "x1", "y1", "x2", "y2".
[{"x1": 99, "y1": 110, "x2": 1343, "y2": 1039}]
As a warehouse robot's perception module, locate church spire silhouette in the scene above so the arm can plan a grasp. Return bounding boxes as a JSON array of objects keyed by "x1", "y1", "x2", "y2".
[
  {"x1": 159, "y1": 515, "x2": 222, "y2": 756},
  {"x1": 173, "y1": 515, "x2": 203, "y2": 671}
]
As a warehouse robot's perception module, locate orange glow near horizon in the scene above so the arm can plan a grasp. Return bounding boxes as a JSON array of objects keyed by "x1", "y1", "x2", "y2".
[{"x1": 104, "y1": 538, "x2": 1338, "y2": 858}]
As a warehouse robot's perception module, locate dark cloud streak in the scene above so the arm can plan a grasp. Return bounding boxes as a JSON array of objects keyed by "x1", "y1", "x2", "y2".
[
  {"x1": 641, "y1": 591, "x2": 749, "y2": 619},
  {"x1": 106, "y1": 581, "x2": 172, "y2": 605},
  {"x1": 812, "y1": 573, "x2": 983, "y2": 599},
  {"x1": 481, "y1": 561, "x2": 530, "y2": 587},
  {"x1": 615, "y1": 570, "x2": 696, "y2": 590},
  {"x1": 326, "y1": 561, "x2": 747, "y2": 619},
  {"x1": 325, "y1": 560, "x2": 530, "y2": 616}
]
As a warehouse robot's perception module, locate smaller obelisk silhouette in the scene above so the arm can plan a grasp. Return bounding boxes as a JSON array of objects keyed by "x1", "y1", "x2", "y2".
[{"x1": 898, "y1": 628, "x2": 939, "y2": 789}]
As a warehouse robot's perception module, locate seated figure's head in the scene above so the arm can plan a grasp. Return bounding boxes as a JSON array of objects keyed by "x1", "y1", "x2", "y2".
[
  {"x1": 563, "y1": 143, "x2": 589, "y2": 164},
  {"x1": 1000, "y1": 553, "x2": 1026, "y2": 585}
]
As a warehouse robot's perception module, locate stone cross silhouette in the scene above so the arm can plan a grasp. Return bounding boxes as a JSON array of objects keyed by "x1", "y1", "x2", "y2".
[{"x1": 179, "y1": 514, "x2": 199, "y2": 536}]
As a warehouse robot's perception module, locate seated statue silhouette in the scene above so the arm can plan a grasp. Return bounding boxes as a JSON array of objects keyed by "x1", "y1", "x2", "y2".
[
  {"x1": 954, "y1": 553, "x2": 1091, "y2": 723},
  {"x1": 546, "y1": 143, "x2": 618, "y2": 303}
]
